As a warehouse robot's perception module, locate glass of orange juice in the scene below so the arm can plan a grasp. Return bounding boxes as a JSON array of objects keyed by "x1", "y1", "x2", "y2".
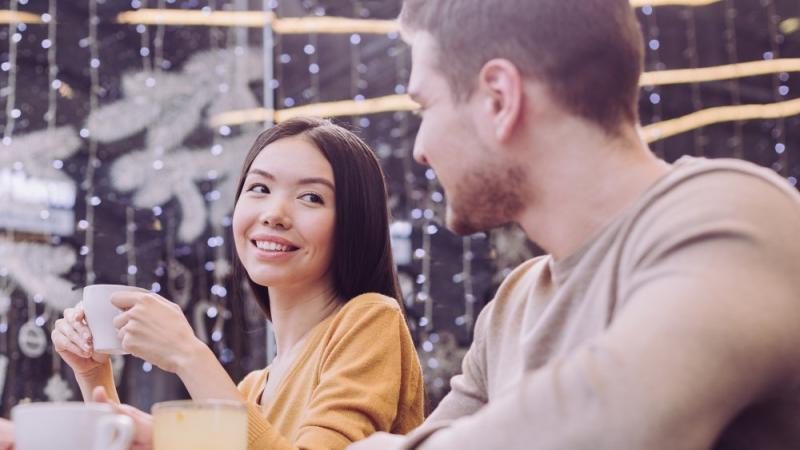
[{"x1": 152, "y1": 400, "x2": 247, "y2": 450}]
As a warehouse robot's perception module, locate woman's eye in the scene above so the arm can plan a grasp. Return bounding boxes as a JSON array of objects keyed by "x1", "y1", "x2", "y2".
[
  {"x1": 246, "y1": 184, "x2": 269, "y2": 194},
  {"x1": 300, "y1": 193, "x2": 324, "y2": 204}
]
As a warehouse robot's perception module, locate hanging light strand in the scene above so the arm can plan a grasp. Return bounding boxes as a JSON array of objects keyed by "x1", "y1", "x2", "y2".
[
  {"x1": 3, "y1": 0, "x2": 19, "y2": 142},
  {"x1": 682, "y1": 7, "x2": 705, "y2": 156},
  {"x1": 765, "y1": 0, "x2": 788, "y2": 177}
]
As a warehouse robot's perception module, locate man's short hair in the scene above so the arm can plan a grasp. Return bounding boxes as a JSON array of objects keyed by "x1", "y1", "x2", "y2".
[{"x1": 400, "y1": 0, "x2": 645, "y2": 134}]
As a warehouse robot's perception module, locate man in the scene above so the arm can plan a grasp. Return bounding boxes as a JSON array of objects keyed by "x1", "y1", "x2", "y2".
[{"x1": 351, "y1": 0, "x2": 800, "y2": 449}]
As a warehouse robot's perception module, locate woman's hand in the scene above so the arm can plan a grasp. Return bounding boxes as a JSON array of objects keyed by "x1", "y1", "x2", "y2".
[
  {"x1": 111, "y1": 291, "x2": 203, "y2": 374},
  {"x1": 51, "y1": 303, "x2": 110, "y2": 376},
  {"x1": 92, "y1": 387, "x2": 153, "y2": 450},
  {"x1": 0, "y1": 418, "x2": 14, "y2": 450}
]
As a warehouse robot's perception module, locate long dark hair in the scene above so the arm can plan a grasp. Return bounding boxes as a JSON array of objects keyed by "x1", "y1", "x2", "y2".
[{"x1": 232, "y1": 117, "x2": 402, "y2": 318}]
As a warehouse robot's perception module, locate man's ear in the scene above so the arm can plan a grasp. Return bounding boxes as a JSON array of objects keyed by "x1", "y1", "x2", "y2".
[{"x1": 477, "y1": 59, "x2": 523, "y2": 143}]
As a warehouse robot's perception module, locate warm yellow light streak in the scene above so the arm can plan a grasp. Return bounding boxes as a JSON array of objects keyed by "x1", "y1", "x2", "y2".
[
  {"x1": 116, "y1": 0, "x2": 721, "y2": 31},
  {"x1": 629, "y1": 0, "x2": 720, "y2": 7},
  {"x1": 2, "y1": 0, "x2": 728, "y2": 28},
  {"x1": 272, "y1": 17, "x2": 399, "y2": 35},
  {"x1": 640, "y1": 58, "x2": 800, "y2": 86},
  {"x1": 642, "y1": 98, "x2": 800, "y2": 143},
  {"x1": 214, "y1": 96, "x2": 800, "y2": 146},
  {"x1": 208, "y1": 94, "x2": 418, "y2": 128},
  {"x1": 117, "y1": 9, "x2": 274, "y2": 27},
  {"x1": 780, "y1": 18, "x2": 799, "y2": 35},
  {"x1": 117, "y1": 9, "x2": 399, "y2": 34},
  {"x1": 211, "y1": 58, "x2": 800, "y2": 127},
  {"x1": 0, "y1": 11, "x2": 43, "y2": 24}
]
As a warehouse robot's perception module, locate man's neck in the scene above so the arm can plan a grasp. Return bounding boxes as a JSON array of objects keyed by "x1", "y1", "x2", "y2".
[
  {"x1": 267, "y1": 281, "x2": 341, "y2": 359},
  {"x1": 516, "y1": 122, "x2": 671, "y2": 261}
]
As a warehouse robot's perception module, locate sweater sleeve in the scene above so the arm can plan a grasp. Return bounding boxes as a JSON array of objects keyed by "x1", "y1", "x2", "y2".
[{"x1": 240, "y1": 297, "x2": 422, "y2": 450}]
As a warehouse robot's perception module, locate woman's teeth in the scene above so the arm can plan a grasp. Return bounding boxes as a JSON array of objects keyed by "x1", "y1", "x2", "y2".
[{"x1": 255, "y1": 241, "x2": 293, "y2": 252}]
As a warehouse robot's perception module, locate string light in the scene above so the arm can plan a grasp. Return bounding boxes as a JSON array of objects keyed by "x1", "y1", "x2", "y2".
[
  {"x1": 722, "y1": 0, "x2": 744, "y2": 158},
  {"x1": 630, "y1": 0, "x2": 720, "y2": 6},
  {"x1": 780, "y1": 18, "x2": 799, "y2": 35},
  {"x1": 642, "y1": 97, "x2": 800, "y2": 143},
  {"x1": 641, "y1": 4, "x2": 666, "y2": 158},
  {"x1": 3, "y1": 0, "x2": 20, "y2": 142},
  {"x1": 681, "y1": 6, "x2": 705, "y2": 156},
  {"x1": 764, "y1": 0, "x2": 788, "y2": 177},
  {"x1": 0, "y1": 0, "x2": 20, "y2": 400},
  {"x1": 110, "y1": 1, "x2": 724, "y2": 30},
  {"x1": 639, "y1": 58, "x2": 800, "y2": 87},
  {"x1": 44, "y1": 0, "x2": 64, "y2": 390},
  {"x1": 209, "y1": 56, "x2": 800, "y2": 133},
  {"x1": 208, "y1": 94, "x2": 417, "y2": 127},
  {"x1": 83, "y1": 0, "x2": 101, "y2": 285},
  {"x1": 0, "y1": 10, "x2": 41, "y2": 24}
]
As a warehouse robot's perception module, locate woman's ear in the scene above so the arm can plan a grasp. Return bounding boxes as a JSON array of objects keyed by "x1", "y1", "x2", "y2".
[{"x1": 478, "y1": 59, "x2": 523, "y2": 143}]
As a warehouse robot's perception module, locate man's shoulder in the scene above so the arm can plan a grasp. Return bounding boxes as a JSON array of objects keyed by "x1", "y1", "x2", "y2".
[
  {"x1": 661, "y1": 156, "x2": 800, "y2": 204},
  {"x1": 495, "y1": 255, "x2": 551, "y2": 296},
  {"x1": 620, "y1": 156, "x2": 800, "y2": 278},
  {"x1": 477, "y1": 256, "x2": 551, "y2": 328},
  {"x1": 628, "y1": 157, "x2": 800, "y2": 242}
]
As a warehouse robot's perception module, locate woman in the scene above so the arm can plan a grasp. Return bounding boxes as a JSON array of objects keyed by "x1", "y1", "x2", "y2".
[
  {"x1": 52, "y1": 117, "x2": 425, "y2": 449},
  {"x1": 0, "y1": 418, "x2": 13, "y2": 450}
]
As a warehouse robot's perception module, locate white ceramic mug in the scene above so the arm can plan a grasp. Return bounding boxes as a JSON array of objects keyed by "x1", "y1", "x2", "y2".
[
  {"x1": 12, "y1": 402, "x2": 134, "y2": 450},
  {"x1": 82, "y1": 284, "x2": 148, "y2": 354}
]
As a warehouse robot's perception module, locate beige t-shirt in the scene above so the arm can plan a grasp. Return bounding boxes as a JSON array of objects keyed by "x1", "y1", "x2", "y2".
[{"x1": 405, "y1": 157, "x2": 800, "y2": 450}]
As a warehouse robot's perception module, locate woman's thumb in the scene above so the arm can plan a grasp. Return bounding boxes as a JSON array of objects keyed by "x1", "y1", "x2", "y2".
[{"x1": 91, "y1": 386, "x2": 111, "y2": 404}]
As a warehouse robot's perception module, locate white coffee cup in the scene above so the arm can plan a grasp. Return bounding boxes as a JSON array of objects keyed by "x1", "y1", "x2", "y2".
[
  {"x1": 83, "y1": 284, "x2": 148, "y2": 354},
  {"x1": 12, "y1": 402, "x2": 134, "y2": 450}
]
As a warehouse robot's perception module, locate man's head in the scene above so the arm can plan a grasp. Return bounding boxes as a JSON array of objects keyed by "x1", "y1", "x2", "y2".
[{"x1": 402, "y1": 0, "x2": 645, "y2": 234}]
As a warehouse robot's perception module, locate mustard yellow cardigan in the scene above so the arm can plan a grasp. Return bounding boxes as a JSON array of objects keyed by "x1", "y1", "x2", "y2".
[{"x1": 237, "y1": 293, "x2": 425, "y2": 449}]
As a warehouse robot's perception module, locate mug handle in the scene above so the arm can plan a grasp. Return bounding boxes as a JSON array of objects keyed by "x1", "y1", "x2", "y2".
[{"x1": 93, "y1": 414, "x2": 135, "y2": 450}]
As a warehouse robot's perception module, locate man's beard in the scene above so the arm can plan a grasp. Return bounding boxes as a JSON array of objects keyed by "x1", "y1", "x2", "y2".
[{"x1": 445, "y1": 161, "x2": 526, "y2": 235}]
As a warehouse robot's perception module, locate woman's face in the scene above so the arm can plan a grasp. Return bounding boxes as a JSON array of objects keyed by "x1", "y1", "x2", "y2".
[{"x1": 232, "y1": 136, "x2": 336, "y2": 291}]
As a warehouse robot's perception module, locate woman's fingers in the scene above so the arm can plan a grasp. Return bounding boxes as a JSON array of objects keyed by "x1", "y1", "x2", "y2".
[
  {"x1": 51, "y1": 323, "x2": 91, "y2": 358},
  {"x1": 65, "y1": 307, "x2": 93, "y2": 342},
  {"x1": 55, "y1": 318, "x2": 91, "y2": 353},
  {"x1": 68, "y1": 319, "x2": 92, "y2": 349}
]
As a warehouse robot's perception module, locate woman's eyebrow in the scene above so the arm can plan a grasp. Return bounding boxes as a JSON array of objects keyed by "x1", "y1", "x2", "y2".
[{"x1": 248, "y1": 169, "x2": 334, "y2": 191}]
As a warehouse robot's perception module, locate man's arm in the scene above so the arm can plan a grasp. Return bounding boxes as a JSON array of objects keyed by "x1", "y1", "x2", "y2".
[
  {"x1": 414, "y1": 173, "x2": 800, "y2": 449},
  {"x1": 409, "y1": 299, "x2": 494, "y2": 441}
]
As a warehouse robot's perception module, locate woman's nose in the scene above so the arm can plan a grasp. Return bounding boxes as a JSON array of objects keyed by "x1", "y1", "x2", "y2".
[{"x1": 258, "y1": 201, "x2": 292, "y2": 229}]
